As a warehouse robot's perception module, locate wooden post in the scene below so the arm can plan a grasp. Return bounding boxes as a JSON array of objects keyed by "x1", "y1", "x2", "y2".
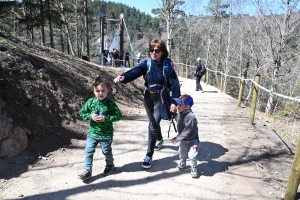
[
  {"x1": 249, "y1": 74, "x2": 260, "y2": 124},
  {"x1": 284, "y1": 137, "x2": 300, "y2": 200},
  {"x1": 112, "y1": 58, "x2": 115, "y2": 67},
  {"x1": 205, "y1": 68, "x2": 209, "y2": 85},
  {"x1": 185, "y1": 64, "x2": 188, "y2": 78},
  {"x1": 237, "y1": 72, "x2": 247, "y2": 107},
  {"x1": 220, "y1": 72, "x2": 224, "y2": 93}
]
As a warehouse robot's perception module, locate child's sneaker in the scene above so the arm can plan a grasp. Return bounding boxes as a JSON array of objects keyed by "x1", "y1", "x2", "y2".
[
  {"x1": 78, "y1": 170, "x2": 92, "y2": 181},
  {"x1": 155, "y1": 139, "x2": 164, "y2": 150},
  {"x1": 142, "y1": 156, "x2": 152, "y2": 169},
  {"x1": 191, "y1": 167, "x2": 198, "y2": 178},
  {"x1": 103, "y1": 164, "x2": 115, "y2": 176},
  {"x1": 177, "y1": 162, "x2": 186, "y2": 171}
]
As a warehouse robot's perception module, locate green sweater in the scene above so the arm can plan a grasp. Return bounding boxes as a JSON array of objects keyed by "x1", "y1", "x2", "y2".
[{"x1": 79, "y1": 97, "x2": 122, "y2": 138}]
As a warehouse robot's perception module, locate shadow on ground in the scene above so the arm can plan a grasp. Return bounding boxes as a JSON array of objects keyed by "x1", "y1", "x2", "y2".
[
  {"x1": 0, "y1": 126, "x2": 79, "y2": 180},
  {"x1": 198, "y1": 141, "x2": 229, "y2": 176},
  {"x1": 12, "y1": 141, "x2": 230, "y2": 199}
]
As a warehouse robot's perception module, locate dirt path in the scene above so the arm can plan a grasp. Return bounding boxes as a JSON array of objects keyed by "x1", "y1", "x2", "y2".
[{"x1": 0, "y1": 78, "x2": 296, "y2": 200}]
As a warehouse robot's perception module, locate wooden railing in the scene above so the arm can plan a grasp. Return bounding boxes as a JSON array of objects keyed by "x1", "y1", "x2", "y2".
[{"x1": 174, "y1": 62, "x2": 300, "y2": 200}]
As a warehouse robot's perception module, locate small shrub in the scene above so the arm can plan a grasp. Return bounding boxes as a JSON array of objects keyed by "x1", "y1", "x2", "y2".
[{"x1": 274, "y1": 101, "x2": 300, "y2": 120}]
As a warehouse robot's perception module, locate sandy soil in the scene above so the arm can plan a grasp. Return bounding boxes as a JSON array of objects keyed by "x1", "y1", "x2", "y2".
[{"x1": 0, "y1": 78, "x2": 298, "y2": 200}]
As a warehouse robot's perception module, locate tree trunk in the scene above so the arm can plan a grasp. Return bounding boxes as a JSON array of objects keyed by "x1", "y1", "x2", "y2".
[
  {"x1": 265, "y1": 87, "x2": 274, "y2": 114},
  {"x1": 25, "y1": 1, "x2": 30, "y2": 39},
  {"x1": 166, "y1": 11, "x2": 171, "y2": 53},
  {"x1": 187, "y1": 34, "x2": 192, "y2": 66},
  {"x1": 13, "y1": 0, "x2": 17, "y2": 34},
  {"x1": 75, "y1": 0, "x2": 80, "y2": 57},
  {"x1": 223, "y1": 0, "x2": 232, "y2": 93},
  {"x1": 60, "y1": 28, "x2": 64, "y2": 53},
  {"x1": 47, "y1": 0, "x2": 54, "y2": 48},
  {"x1": 205, "y1": 13, "x2": 218, "y2": 85},
  {"x1": 239, "y1": 33, "x2": 243, "y2": 76},
  {"x1": 84, "y1": 0, "x2": 90, "y2": 61},
  {"x1": 67, "y1": 38, "x2": 70, "y2": 54},
  {"x1": 29, "y1": 0, "x2": 34, "y2": 43},
  {"x1": 39, "y1": 0, "x2": 45, "y2": 46},
  {"x1": 64, "y1": 23, "x2": 75, "y2": 56},
  {"x1": 56, "y1": 2, "x2": 75, "y2": 56},
  {"x1": 215, "y1": 20, "x2": 222, "y2": 85}
]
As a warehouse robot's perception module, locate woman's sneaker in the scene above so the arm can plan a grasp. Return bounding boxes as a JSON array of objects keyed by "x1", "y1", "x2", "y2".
[
  {"x1": 103, "y1": 164, "x2": 115, "y2": 176},
  {"x1": 191, "y1": 167, "x2": 198, "y2": 178},
  {"x1": 155, "y1": 139, "x2": 164, "y2": 150},
  {"x1": 78, "y1": 170, "x2": 92, "y2": 181},
  {"x1": 178, "y1": 162, "x2": 186, "y2": 171},
  {"x1": 142, "y1": 156, "x2": 152, "y2": 169}
]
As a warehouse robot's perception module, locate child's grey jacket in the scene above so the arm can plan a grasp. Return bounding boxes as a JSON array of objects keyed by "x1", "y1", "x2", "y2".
[{"x1": 174, "y1": 109, "x2": 199, "y2": 142}]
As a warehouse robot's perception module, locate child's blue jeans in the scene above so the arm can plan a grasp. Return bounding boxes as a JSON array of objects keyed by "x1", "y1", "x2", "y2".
[
  {"x1": 84, "y1": 133, "x2": 114, "y2": 171},
  {"x1": 178, "y1": 138, "x2": 199, "y2": 167}
]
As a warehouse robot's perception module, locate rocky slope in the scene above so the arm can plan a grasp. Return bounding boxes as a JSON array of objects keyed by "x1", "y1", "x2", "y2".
[{"x1": 0, "y1": 32, "x2": 144, "y2": 158}]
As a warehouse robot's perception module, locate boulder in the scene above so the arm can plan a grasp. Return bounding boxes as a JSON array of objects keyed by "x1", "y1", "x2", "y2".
[
  {"x1": 0, "y1": 127, "x2": 28, "y2": 158},
  {"x1": 0, "y1": 113, "x2": 13, "y2": 140}
]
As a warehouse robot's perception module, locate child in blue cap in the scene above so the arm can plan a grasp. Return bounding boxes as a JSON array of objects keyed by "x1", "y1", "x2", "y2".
[{"x1": 171, "y1": 94, "x2": 199, "y2": 178}]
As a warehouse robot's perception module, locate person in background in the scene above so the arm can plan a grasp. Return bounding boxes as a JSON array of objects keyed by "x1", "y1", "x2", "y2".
[
  {"x1": 113, "y1": 39, "x2": 181, "y2": 169},
  {"x1": 102, "y1": 49, "x2": 107, "y2": 66},
  {"x1": 113, "y1": 49, "x2": 120, "y2": 67},
  {"x1": 171, "y1": 94, "x2": 199, "y2": 178},
  {"x1": 124, "y1": 50, "x2": 130, "y2": 67},
  {"x1": 136, "y1": 51, "x2": 142, "y2": 63},
  {"x1": 78, "y1": 77, "x2": 122, "y2": 181},
  {"x1": 195, "y1": 57, "x2": 203, "y2": 92},
  {"x1": 109, "y1": 49, "x2": 113, "y2": 61}
]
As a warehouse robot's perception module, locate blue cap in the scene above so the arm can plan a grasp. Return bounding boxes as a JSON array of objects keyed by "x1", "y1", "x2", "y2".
[{"x1": 173, "y1": 94, "x2": 194, "y2": 107}]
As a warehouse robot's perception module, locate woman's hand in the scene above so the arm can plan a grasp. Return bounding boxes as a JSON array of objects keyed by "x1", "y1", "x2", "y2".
[
  {"x1": 113, "y1": 75, "x2": 125, "y2": 83},
  {"x1": 170, "y1": 103, "x2": 177, "y2": 113}
]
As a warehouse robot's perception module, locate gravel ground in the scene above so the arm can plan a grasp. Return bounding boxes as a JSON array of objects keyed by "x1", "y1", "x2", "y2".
[{"x1": 0, "y1": 78, "x2": 297, "y2": 200}]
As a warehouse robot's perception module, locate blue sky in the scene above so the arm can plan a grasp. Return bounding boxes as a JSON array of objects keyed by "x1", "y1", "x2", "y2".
[
  {"x1": 106, "y1": 1, "x2": 300, "y2": 17},
  {"x1": 107, "y1": 0, "x2": 158, "y2": 16},
  {"x1": 107, "y1": 0, "x2": 212, "y2": 16}
]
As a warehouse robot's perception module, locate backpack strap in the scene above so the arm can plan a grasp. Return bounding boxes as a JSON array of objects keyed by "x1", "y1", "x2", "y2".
[
  {"x1": 163, "y1": 58, "x2": 171, "y2": 87},
  {"x1": 163, "y1": 64, "x2": 168, "y2": 87},
  {"x1": 146, "y1": 59, "x2": 151, "y2": 74}
]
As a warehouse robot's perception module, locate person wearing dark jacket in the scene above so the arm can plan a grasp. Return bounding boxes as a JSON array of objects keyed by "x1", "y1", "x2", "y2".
[
  {"x1": 195, "y1": 58, "x2": 204, "y2": 92},
  {"x1": 124, "y1": 50, "x2": 130, "y2": 67},
  {"x1": 113, "y1": 39, "x2": 181, "y2": 169}
]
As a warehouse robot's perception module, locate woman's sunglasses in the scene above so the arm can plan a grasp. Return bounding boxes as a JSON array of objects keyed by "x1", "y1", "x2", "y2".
[{"x1": 149, "y1": 49, "x2": 161, "y2": 53}]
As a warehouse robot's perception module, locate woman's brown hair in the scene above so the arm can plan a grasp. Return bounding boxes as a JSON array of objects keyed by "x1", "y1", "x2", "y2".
[{"x1": 148, "y1": 39, "x2": 169, "y2": 59}]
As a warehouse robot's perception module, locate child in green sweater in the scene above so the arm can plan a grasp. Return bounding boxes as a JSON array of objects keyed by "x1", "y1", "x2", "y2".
[{"x1": 78, "y1": 77, "x2": 122, "y2": 181}]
